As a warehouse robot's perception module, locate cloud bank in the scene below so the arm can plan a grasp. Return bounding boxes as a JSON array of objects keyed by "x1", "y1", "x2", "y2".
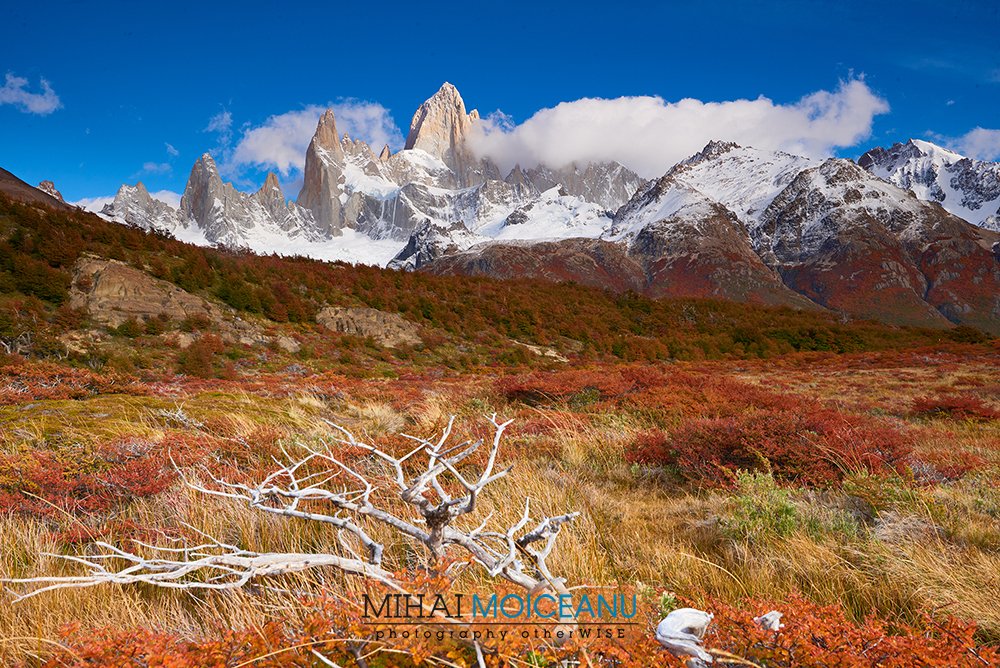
[
  {"x1": 468, "y1": 79, "x2": 890, "y2": 178},
  {"x1": 73, "y1": 190, "x2": 181, "y2": 213},
  {"x1": 0, "y1": 73, "x2": 62, "y2": 115},
  {"x1": 229, "y1": 101, "x2": 404, "y2": 176},
  {"x1": 951, "y1": 127, "x2": 1000, "y2": 161}
]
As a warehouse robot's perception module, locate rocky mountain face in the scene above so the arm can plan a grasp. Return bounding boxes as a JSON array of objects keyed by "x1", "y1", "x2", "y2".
[
  {"x1": 102, "y1": 182, "x2": 195, "y2": 239},
  {"x1": 100, "y1": 82, "x2": 642, "y2": 268},
  {"x1": 860, "y1": 139, "x2": 1000, "y2": 232},
  {"x1": 423, "y1": 143, "x2": 1000, "y2": 332},
  {"x1": 90, "y1": 83, "x2": 1000, "y2": 333},
  {"x1": 754, "y1": 158, "x2": 1000, "y2": 329},
  {"x1": 297, "y1": 109, "x2": 346, "y2": 235},
  {"x1": 37, "y1": 180, "x2": 64, "y2": 202},
  {"x1": 180, "y1": 154, "x2": 318, "y2": 246}
]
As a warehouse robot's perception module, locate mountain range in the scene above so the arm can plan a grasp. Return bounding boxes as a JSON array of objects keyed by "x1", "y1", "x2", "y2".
[{"x1": 40, "y1": 84, "x2": 1000, "y2": 333}]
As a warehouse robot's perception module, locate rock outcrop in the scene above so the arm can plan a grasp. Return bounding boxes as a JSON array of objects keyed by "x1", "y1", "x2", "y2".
[
  {"x1": 315, "y1": 306, "x2": 422, "y2": 347},
  {"x1": 37, "y1": 180, "x2": 64, "y2": 202},
  {"x1": 68, "y1": 256, "x2": 264, "y2": 342},
  {"x1": 70, "y1": 256, "x2": 223, "y2": 327}
]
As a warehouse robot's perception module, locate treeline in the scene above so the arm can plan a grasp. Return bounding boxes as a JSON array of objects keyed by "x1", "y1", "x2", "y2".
[{"x1": 0, "y1": 195, "x2": 987, "y2": 365}]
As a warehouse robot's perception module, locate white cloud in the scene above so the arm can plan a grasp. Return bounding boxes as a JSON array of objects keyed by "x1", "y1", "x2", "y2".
[
  {"x1": 0, "y1": 73, "x2": 62, "y2": 115},
  {"x1": 205, "y1": 109, "x2": 232, "y2": 134},
  {"x1": 72, "y1": 195, "x2": 116, "y2": 212},
  {"x1": 333, "y1": 100, "x2": 405, "y2": 154},
  {"x1": 165, "y1": 142, "x2": 179, "y2": 156},
  {"x1": 228, "y1": 101, "x2": 404, "y2": 176},
  {"x1": 468, "y1": 79, "x2": 890, "y2": 178},
  {"x1": 150, "y1": 189, "x2": 182, "y2": 208},
  {"x1": 73, "y1": 189, "x2": 181, "y2": 213},
  {"x1": 949, "y1": 127, "x2": 1000, "y2": 161},
  {"x1": 141, "y1": 161, "x2": 171, "y2": 174},
  {"x1": 204, "y1": 109, "x2": 233, "y2": 153}
]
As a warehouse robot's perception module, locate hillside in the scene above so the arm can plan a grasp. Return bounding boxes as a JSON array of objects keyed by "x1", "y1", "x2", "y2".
[
  {"x1": 3, "y1": 188, "x2": 983, "y2": 382},
  {"x1": 0, "y1": 178, "x2": 999, "y2": 667}
]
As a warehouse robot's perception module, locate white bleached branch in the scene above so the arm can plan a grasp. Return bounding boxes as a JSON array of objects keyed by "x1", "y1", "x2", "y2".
[{"x1": 5, "y1": 415, "x2": 578, "y2": 602}]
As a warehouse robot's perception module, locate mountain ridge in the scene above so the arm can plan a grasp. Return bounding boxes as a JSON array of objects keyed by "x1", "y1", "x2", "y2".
[{"x1": 28, "y1": 83, "x2": 1000, "y2": 333}]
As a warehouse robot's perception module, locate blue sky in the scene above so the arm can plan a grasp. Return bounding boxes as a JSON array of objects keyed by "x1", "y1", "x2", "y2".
[{"x1": 2, "y1": 0, "x2": 998, "y2": 204}]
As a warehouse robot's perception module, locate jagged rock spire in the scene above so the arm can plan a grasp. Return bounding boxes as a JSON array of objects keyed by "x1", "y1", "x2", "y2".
[
  {"x1": 379, "y1": 144, "x2": 391, "y2": 161},
  {"x1": 311, "y1": 109, "x2": 345, "y2": 161},
  {"x1": 255, "y1": 172, "x2": 286, "y2": 217},
  {"x1": 180, "y1": 153, "x2": 225, "y2": 224},
  {"x1": 297, "y1": 109, "x2": 346, "y2": 235},
  {"x1": 404, "y1": 82, "x2": 487, "y2": 186}
]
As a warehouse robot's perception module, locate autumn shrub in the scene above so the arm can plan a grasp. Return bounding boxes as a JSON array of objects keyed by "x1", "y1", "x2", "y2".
[
  {"x1": 178, "y1": 313, "x2": 212, "y2": 332},
  {"x1": 910, "y1": 448, "x2": 989, "y2": 484},
  {"x1": 175, "y1": 333, "x2": 225, "y2": 378},
  {"x1": 706, "y1": 595, "x2": 998, "y2": 667},
  {"x1": 0, "y1": 362, "x2": 148, "y2": 404},
  {"x1": 497, "y1": 366, "x2": 668, "y2": 406},
  {"x1": 143, "y1": 313, "x2": 170, "y2": 335},
  {"x1": 627, "y1": 407, "x2": 912, "y2": 487},
  {"x1": 911, "y1": 394, "x2": 999, "y2": 421},
  {"x1": 0, "y1": 441, "x2": 174, "y2": 516},
  {"x1": 111, "y1": 317, "x2": 143, "y2": 338}
]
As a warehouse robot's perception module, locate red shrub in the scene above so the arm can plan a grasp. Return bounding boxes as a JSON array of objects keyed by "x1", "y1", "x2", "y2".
[
  {"x1": 0, "y1": 440, "x2": 174, "y2": 516},
  {"x1": 176, "y1": 333, "x2": 226, "y2": 378},
  {"x1": 0, "y1": 362, "x2": 149, "y2": 405},
  {"x1": 628, "y1": 408, "x2": 911, "y2": 487},
  {"x1": 497, "y1": 366, "x2": 669, "y2": 405},
  {"x1": 911, "y1": 448, "x2": 989, "y2": 484},
  {"x1": 627, "y1": 430, "x2": 674, "y2": 465},
  {"x1": 707, "y1": 595, "x2": 998, "y2": 667},
  {"x1": 911, "y1": 394, "x2": 999, "y2": 421}
]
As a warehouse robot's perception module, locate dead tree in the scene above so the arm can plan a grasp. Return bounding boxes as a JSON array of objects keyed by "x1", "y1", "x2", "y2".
[{"x1": 5, "y1": 415, "x2": 579, "y2": 603}]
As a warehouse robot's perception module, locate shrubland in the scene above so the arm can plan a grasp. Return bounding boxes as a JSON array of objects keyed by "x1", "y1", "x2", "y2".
[{"x1": 0, "y1": 197, "x2": 997, "y2": 665}]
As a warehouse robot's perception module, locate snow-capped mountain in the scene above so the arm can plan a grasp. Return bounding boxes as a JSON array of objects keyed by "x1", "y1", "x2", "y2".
[
  {"x1": 668, "y1": 141, "x2": 818, "y2": 226},
  {"x1": 859, "y1": 139, "x2": 1000, "y2": 232},
  {"x1": 93, "y1": 83, "x2": 1000, "y2": 333},
  {"x1": 102, "y1": 182, "x2": 204, "y2": 244},
  {"x1": 102, "y1": 83, "x2": 639, "y2": 267},
  {"x1": 420, "y1": 141, "x2": 1000, "y2": 332},
  {"x1": 753, "y1": 157, "x2": 1000, "y2": 328}
]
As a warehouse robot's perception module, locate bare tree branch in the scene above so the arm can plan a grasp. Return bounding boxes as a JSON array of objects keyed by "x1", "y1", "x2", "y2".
[{"x1": 4, "y1": 415, "x2": 579, "y2": 603}]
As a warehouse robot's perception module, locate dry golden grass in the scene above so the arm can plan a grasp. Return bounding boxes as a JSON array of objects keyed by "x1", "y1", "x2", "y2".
[{"x1": 2, "y1": 354, "x2": 1000, "y2": 662}]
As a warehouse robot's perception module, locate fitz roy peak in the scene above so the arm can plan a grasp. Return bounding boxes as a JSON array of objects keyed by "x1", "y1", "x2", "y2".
[
  {"x1": 101, "y1": 82, "x2": 643, "y2": 266},
  {"x1": 97, "y1": 83, "x2": 1000, "y2": 333}
]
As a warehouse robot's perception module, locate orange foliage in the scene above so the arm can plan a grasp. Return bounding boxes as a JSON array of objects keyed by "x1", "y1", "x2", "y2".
[
  {"x1": 911, "y1": 394, "x2": 999, "y2": 421},
  {"x1": 0, "y1": 363, "x2": 149, "y2": 404},
  {"x1": 628, "y1": 408, "x2": 911, "y2": 488},
  {"x1": 706, "y1": 595, "x2": 998, "y2": 667},
  {"x1": 33, "y1": 589, "x2": 999, "y2": 668},
  {"x1": 0, "y1": 440, "x2": 174, "y2": 516}
]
